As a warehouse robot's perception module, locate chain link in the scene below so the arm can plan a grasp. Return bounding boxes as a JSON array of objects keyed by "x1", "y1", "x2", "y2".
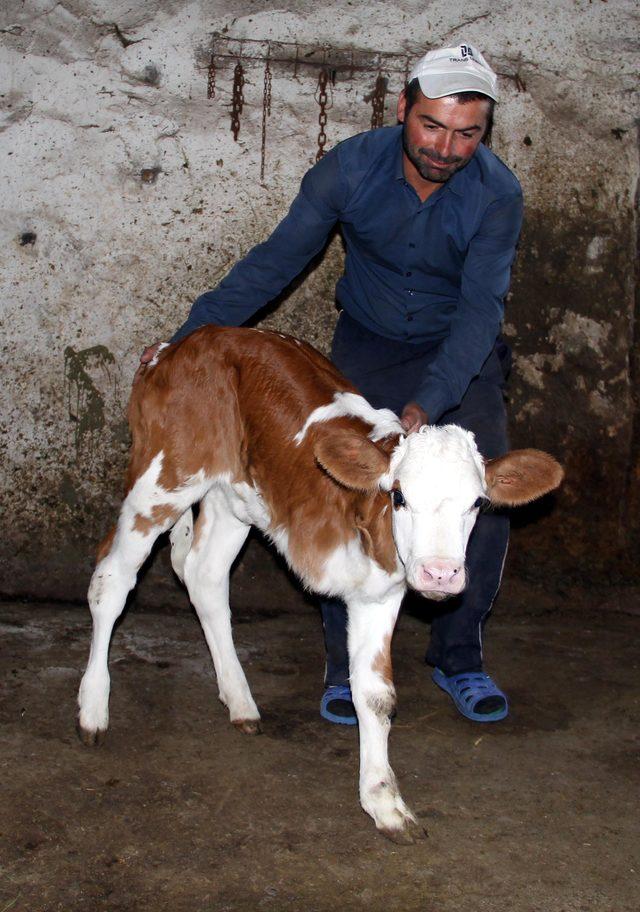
[
  {"x1": 205, "y1": 47, "x2": 407, "y2": 156},
  {"x1": 207, "y1": 53, "x2": 216, "y2": 99},
  {"x1": 230, "y1": 61, "x2": 245, "y2": 141},
  {"x1": 315, "y1": 69, "x2": 330, "y2": 161},
  {"x1": 370, "y1": 72, "x2": 387, "y2": 129},
  {"x1": 260, "y1": 53, "x2": 272, "y2": 181}
]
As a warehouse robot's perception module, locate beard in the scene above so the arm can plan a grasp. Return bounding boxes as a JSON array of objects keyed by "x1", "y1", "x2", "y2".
[{"x1": 402, "y1": 126, "x2": 471, "y2": 184}]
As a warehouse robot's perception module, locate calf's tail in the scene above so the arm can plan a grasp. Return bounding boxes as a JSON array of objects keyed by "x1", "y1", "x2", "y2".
[{"x1": 169, "y1": 508, "x2": 194, "y2": 583}]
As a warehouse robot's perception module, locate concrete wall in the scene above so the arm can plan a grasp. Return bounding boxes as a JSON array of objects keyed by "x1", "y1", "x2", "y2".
[{"x1": 1, "y1": 0, "x2": 638, "y2": 601}]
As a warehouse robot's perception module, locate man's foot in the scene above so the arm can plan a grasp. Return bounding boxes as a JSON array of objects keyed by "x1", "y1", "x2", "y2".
[
  {"x1": 320, "y1": 684, "x2": 357, "y2": 725},
  {"x1": 432, "y1": 668, "x2": 508, "y2": 722}
]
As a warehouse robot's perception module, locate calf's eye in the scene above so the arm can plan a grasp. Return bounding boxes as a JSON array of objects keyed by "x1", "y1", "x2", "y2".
[{"x1": 392, "y1": 489, "x2": 406, "y2": 508}]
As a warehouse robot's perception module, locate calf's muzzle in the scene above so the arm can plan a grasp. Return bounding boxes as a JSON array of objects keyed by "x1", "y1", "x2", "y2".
[{"x1": 413, "y1": 559, "x2": 466, "y2": 599}]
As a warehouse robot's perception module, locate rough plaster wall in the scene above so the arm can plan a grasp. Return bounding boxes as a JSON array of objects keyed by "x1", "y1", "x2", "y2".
[{"x1": 0, "y1": 0, "x2": 637, "y2": 600}]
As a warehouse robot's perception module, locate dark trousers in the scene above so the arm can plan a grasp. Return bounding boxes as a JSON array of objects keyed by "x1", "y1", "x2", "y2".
[{"x1": 321, "y1": 312, "x2": 511, "y2": 682}]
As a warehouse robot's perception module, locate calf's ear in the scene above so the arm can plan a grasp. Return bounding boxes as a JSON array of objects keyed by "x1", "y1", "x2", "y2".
[
  {"x1": 314, "y1": 428, "x2": 390, "y2": 492},
  {"x1": 484, "y1": 449, "x2": 564, "y2": 507}
]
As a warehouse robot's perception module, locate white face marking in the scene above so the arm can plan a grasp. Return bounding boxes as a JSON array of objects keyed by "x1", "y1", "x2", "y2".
[
  {"x1": 294, "y1": 392, "x2": 403, "y2": 444},
  {"x1": 384, "y1": 426, "x2": 487, "y2": 599}
]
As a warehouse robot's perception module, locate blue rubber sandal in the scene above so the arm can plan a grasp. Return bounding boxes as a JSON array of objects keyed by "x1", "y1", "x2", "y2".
[
  {"x1": 432, "y1": 668, "x2": 508, "y2": 722},
  {"x1": 320, "y1": 684, "x2": 357, "y2": 726}
]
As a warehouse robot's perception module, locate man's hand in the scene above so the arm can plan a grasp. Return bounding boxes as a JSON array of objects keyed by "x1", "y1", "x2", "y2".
[
  {"x1": 133, "y1": 342, "x2": 169, "y2": 383},
  {"x1": 400, "y1": 401, "x2": 429, "y2": 434},
  {"x1": 140, "y1": 342, "x2": 163, "y2": 366}
]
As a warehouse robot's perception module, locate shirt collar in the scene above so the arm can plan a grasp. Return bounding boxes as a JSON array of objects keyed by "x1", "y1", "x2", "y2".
[
  {"x1": 446, "y1": 166, "x2": 467, "y2": 197},
  {"x1": 393, "y1": 128, "x2": 406, "y2": 182}
]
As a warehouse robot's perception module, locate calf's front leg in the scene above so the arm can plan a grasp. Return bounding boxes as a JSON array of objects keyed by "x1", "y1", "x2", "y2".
[{"x1": 347, "y1": 594, "x2": 426, "y2": 844}]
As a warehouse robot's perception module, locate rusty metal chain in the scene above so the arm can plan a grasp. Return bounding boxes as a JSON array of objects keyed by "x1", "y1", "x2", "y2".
[
  {"x1": 260, "y1": 51, "x2": 273, "y2": 181},
  {"x1": 315, "y1": 68, "x2": 330, "y2": 161},
  {"x1": 207, "y1": 53, "x2": 216, "y2": 99},
  {"x1": 370, "y1": 72, "x2": 387, "y2": 129},
  {"x1": 230, "y1": 61, "x2": 245, "y2": 141}
]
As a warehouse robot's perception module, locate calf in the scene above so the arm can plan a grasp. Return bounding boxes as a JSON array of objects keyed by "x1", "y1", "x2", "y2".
[{"x1": 77, "y1": 326, "x2": 563, "y2": 843}]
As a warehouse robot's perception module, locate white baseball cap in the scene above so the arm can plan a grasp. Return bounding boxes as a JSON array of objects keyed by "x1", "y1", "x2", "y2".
[{"x1": 408, "y1": 43, "x2": 499, "y2": 102}]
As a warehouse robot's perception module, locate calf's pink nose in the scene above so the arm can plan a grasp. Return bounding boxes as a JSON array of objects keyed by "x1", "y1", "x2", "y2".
[{"x1": 419, "y1": 560, "x2": 461, "y2": 588}]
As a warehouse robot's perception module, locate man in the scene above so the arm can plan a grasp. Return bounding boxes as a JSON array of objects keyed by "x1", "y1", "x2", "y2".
[{"x1": 143, "y1": 43, "x2": 523, "y2": 725}]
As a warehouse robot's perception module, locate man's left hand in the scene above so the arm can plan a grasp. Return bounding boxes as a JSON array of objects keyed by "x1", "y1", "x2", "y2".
[{"x1": 400, "y1": 401, "x2": 429, "y2": 434}]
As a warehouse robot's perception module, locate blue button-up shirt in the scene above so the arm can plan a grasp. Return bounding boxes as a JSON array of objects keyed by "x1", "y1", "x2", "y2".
[{"x1": 172, "y1": 125, "x2": 523, "y2": 421}]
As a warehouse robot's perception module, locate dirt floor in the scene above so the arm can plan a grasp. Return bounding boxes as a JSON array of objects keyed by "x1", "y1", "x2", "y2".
[{"x1": 1, "y1": 568, "x2": 638, "y2": 912}]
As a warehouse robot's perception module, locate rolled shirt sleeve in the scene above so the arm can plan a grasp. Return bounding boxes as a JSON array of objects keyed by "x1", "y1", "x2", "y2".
[
  {"x1": 171, "y1": 150, "x2": 347, "y2": 343},
  {"x1": 412, "y1": 192, "x2": 524, "y2": 422}
]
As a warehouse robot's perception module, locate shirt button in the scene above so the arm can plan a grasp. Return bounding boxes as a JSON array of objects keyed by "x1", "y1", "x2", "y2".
[
  {"x1": 405, "y1": 271, "x2": 412, "y2": 276},
  {"x1": 409, "y1": 243, "x2": 416, "y2": 248},
  {"x1": 407, "y1": 315, "x2": 413, "y2": 322}
]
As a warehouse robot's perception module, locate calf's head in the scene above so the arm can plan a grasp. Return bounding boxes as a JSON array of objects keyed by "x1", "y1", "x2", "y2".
[{"x1": 314, "y1": 424, "x2": 564, "y2": 600}]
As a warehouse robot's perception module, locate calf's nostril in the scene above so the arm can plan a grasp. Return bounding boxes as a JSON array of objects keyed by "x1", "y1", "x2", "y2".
[{"x1": 421, "y1": 563, "x2": 461, "y2": 586}]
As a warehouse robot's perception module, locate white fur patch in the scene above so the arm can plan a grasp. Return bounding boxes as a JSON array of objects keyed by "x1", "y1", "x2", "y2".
[
  {"x1": 169, "y1": 509, "x2": 194, "y2": 582},
  {"x1": 380, "y1": 424, "x2": 485, "y2": 491},
  {"x1": 126, "y1": 452, "x2": 213, "y2": 532},
  {"x1": 294, "y1": 392, "x2": 403, "y2": 445},
  {"x1": 229, "y1": 481, "x2": 272, "y2": 529},
  {"x1": 316, "y1": 538, "x2": 403, "y2": 602},
  {"x1": 148, "y1": 341, "x2": 169, "y2": 367}
]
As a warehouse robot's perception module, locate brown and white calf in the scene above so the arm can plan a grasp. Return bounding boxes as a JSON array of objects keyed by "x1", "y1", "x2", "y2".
[{"x1": 77, "y1": 326, "x2": 563, "y2": 843}]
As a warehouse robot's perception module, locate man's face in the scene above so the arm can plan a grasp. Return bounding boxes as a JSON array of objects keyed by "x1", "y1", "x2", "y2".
[{"x1": 397, "y1": 90, "x2": 490, "y2": 184}]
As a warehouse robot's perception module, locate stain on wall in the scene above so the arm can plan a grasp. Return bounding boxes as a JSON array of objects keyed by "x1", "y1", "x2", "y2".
[
  {"x1": 507, "y1": 205, "x2": 636, "y2": 583},
  {"x1": 64, "y1": 345, "x2": 117, "y2": 453}
]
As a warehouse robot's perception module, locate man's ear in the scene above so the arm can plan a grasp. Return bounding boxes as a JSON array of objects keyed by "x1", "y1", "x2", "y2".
[
  {"x1": 484, "y1": 449, "x2": 564, "y2": 507},
  {"x1": 397, "y1": 89, "x2": 407, "y2": 124},
  {"x1": 314, "y1": 427, "x2": 390, "y2": 493}
]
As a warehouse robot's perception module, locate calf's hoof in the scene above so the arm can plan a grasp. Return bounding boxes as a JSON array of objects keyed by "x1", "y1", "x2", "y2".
[
  {"x1": 232, "y1": 718, "x2": 262, "y2": 735},
  {"x1": 379, "y1": 817, "x2": 428, "y2": 845},
  {"x1": 76, "y1": 720, "x2": 107, "y2": 747},
  {"x1": 364, "y1": 785, "x2": 427, "y2": 845}
]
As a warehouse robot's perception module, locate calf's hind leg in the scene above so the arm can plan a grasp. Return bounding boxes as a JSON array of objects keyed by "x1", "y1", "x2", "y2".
[
  {"x1": 77, "y1": 518, "x2": 171, "y2": 744},
  {"x1": 77, "y1": 456, "x2": 196, "y2": 744},
  {"x1": 182, "y1": 489, "x2": 260, "y2": 733}
]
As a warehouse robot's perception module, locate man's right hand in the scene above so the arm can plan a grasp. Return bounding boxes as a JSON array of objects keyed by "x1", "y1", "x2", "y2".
[
  {"x1": 140, "y1": 342, "x2": 163, "y2": 366},
  {"x1": 400, "y1": 401, "x2": 429, "y2": 434}
]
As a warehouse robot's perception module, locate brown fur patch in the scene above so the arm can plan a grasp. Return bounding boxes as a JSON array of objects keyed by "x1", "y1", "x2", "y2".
[
  {"x1": 133, "y1": 503, "x2": 180, "y2": 536},
  {"x1": 355, "y1": 485, "x2": 398, "y2": 576},
  {"x1": 96, "y1": 526, "x2": 116, "y2": 563},
  {"x1": 372, "y1": 632, "x2": 393, "y2": 685}
]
